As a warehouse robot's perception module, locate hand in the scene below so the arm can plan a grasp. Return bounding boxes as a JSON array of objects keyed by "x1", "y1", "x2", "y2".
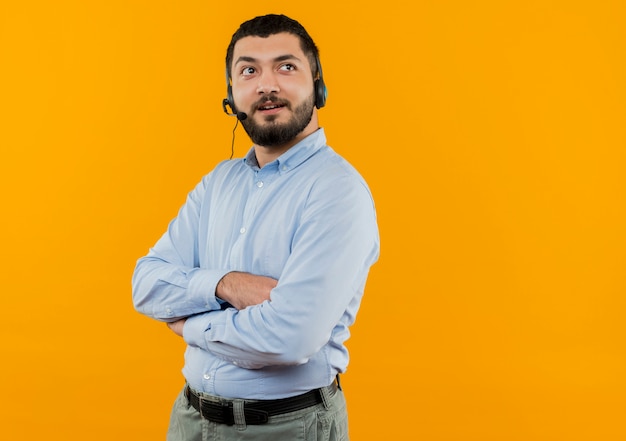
[
  {"x1": 167, "y1": 318, "x2": 187, "y2": 337},
  {"x1": 217, "y1": 271, "x2": 278, "y2": 310}
]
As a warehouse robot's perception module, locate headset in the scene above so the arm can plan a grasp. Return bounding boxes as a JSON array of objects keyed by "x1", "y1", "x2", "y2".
[{"x1": 222, "y1": 55, "x2": 327, "y2": 119}]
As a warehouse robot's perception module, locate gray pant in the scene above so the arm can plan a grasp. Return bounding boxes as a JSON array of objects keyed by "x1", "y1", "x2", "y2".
[{"x1": 166, "y1": 385, "x2": 350, "y2": 441}]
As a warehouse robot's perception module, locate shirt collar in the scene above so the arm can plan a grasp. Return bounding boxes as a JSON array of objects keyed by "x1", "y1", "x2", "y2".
[{"x1": 243, "y1": 128, "x2": 327, "y2": 173}]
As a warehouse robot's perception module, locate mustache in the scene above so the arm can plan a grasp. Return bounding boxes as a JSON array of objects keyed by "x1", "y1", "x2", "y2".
[{"x1": 253, "y1": 93, "x2": 290, "y2": 110}]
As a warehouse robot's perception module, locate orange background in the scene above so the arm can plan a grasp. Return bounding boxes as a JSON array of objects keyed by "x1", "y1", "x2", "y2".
[{"x1": 1, "y1": 1, "x2": 625, "y2": 440}]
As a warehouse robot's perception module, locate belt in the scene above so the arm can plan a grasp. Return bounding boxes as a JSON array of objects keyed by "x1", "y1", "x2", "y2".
[{"x1": 185, "y1": 381, "x2": 338, "y2": 425}]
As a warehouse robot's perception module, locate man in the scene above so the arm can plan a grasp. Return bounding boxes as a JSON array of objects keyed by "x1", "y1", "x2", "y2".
[{"x1": 132, "y1": 14, "x2": 379, "y2": 441}]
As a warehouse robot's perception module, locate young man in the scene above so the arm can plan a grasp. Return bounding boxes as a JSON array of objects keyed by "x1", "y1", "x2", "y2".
[{"x1": 132, "y1": 14, "x2": 379, "y2": 441}]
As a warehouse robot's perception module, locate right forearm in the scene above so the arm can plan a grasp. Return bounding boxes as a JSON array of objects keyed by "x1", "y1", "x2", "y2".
[{"x1": 216, "y1": 271, "x2": 277, "y2": 310}]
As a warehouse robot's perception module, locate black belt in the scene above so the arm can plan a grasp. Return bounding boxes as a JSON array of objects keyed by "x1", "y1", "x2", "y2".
[{"x1": 185, "y1": 381, "x2": 338, "y2": 425}]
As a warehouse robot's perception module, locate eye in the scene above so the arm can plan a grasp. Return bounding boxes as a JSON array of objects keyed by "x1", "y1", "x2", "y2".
[
  {"x1": 241, "y1": 66, "x2": 256, "y2": 76},
  {"x1": 279, "y1": 63, "x2": 296, "y2": 72}
]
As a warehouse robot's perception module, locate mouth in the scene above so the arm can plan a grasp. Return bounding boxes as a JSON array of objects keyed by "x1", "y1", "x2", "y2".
[{"x1": 256, "y1": 100, "x2": 288, "y2": 115}]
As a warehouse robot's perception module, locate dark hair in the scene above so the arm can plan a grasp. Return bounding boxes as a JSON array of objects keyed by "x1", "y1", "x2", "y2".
[{"x1": 225, "y1": 14, "x2": 320, "y2": 80}]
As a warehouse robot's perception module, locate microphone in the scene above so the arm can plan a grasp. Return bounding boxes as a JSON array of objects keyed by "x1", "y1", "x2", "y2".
[{"x1": 222, "y1": 98, "x2": 247, "y2": 120}]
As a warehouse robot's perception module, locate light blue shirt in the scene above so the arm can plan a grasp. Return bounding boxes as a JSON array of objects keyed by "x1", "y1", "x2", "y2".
[{"x1": 132, "y1": 128, "x2": 379, "y2": 399}]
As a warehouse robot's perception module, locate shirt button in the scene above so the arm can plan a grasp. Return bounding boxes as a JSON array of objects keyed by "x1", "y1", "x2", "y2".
[
  {"x1": 203, "y1": 374, "x2": 211, "y2": 380},
  {"x1": 256, "y1": 181, "x2": 264, "y2": 188},
  {"x1": 240, "y1": 227, "x2": 246, "y2": 234}
]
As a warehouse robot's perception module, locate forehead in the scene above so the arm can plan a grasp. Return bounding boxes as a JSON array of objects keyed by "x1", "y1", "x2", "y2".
[{"x1": 232, "y1": 32, "x2": 308, "y2": 65}]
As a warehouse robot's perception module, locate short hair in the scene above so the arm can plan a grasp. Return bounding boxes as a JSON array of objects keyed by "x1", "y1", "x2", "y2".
[{"x1": 225, "y1": 14, "x2": 320, "y2": 80}]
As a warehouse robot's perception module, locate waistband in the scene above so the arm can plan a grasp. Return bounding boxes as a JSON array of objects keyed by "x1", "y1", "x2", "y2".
[{"x1": 185, "y1": 379, "x2": 339, "y2": 425}]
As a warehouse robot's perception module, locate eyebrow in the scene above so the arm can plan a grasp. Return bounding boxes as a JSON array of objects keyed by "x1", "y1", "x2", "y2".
[{"x1": 234, "y1": 54, "x2": 303, "y2": 66}]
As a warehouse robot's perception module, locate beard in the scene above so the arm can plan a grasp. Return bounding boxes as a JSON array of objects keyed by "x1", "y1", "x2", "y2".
[{"x1": 240, "y1": 93, "x2": 315, "y2": 147}]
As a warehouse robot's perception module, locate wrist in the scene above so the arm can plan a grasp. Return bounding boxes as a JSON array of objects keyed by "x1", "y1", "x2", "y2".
[{"x1": 216, "y1": 271, "x2": 234, "y2": 302}]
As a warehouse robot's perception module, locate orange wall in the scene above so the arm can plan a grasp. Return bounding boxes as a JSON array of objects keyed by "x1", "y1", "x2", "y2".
[{"x1": 1, "y1": 1, "x2": 624, "y2": 440}]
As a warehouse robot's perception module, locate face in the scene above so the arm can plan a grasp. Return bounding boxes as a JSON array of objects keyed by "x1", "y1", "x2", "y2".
[{"x1": 230, "y1": 32, "x2": 317, "y2": 148}]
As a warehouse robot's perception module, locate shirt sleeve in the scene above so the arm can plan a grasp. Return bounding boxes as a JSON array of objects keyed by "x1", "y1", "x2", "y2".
[
  {"x1": 132, "y1": 176, "x2": 228, "y2": 322},
  {"x1": 182, "y1": 173, "x2": 380, "y2": 368}
]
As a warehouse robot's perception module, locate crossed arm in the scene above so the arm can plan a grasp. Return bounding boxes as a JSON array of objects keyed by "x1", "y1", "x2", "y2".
[
  {"x1": 166, "y1": 271, "x2": 277, "y2": 336},
  {"x1": 133, "y1": 169, "x2": 379, "y2": 368}
]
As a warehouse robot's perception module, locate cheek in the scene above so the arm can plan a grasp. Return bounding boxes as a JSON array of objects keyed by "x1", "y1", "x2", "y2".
[
  {"x1": 232, "y1": 85, "x2": 255, "y2": 106},
  {"x1": 275, "y1": 86, "x2": 311, "y2": 109}
]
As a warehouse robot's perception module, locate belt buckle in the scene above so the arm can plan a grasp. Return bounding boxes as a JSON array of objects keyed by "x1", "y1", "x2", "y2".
[
  {"x1": 216, "y1": 401, "x2": 270, "y2": 426},
  {"x1": 216, "y1": 401, "x2": 235, "y2": 426},
  {"x1": 198, "y1": 398, "x2": 235, "y2": 426},
  {"x1": 195, "y1": 392, "x2": 270, "y2": 426}
]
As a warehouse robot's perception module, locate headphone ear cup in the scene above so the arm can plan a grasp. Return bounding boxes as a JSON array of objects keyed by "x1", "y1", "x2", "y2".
[
  {"x1": 315, "y1": 78, "x2": 327, "y2": 109},
  {"x1": 227, "y1": 84, "x2": 235, "y2": 111}
]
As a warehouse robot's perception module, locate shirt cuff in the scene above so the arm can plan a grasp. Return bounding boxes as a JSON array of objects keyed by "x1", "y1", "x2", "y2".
[
  {"x1": 183, "y1": 312, "x2": 215, "y2": 350},
  {"x1": 187, "y1": 268, "x2": 230, "y2": 311}
]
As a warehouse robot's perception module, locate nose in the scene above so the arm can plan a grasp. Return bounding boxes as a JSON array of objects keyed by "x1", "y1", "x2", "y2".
[{"x1": 256, "y1": 71, "x2": 280, "y2": 95}]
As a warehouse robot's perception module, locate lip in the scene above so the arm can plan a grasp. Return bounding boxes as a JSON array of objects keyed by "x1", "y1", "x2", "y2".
[
  {"x1": 258, "y1": 106, "x2": 284, "y2": 116},
  {"x1": 256, "y1": 100, "x2": 287, "y2": 115}
]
